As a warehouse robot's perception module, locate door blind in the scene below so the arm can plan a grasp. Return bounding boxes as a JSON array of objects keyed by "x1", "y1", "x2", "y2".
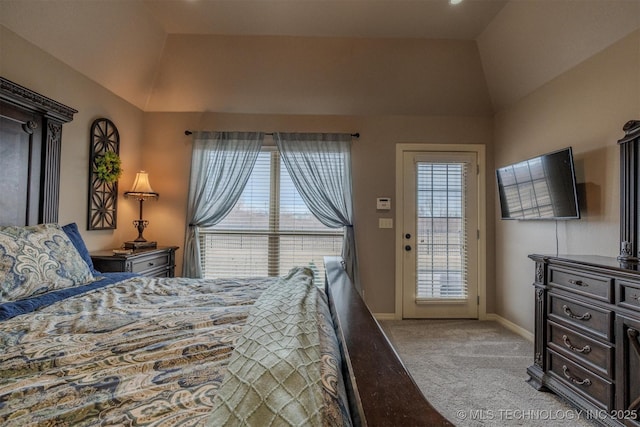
[{"x1": 415, "y1": 160, "x2": 469, "y2": 301}]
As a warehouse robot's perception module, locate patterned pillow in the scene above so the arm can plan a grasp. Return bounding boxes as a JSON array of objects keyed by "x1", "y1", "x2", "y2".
[{"x1": 0, "y1": 223, "x2": 96, "y2": 302}]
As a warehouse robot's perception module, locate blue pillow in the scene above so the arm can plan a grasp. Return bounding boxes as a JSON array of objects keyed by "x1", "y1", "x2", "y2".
[{"x1": 62, "y1": 222, "x2": 100, "y2": 275}]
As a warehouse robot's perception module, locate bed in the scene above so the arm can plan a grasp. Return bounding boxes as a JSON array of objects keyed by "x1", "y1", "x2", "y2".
[{"x1": 0, "y1": 77, "x2": 452, "y2": 426}]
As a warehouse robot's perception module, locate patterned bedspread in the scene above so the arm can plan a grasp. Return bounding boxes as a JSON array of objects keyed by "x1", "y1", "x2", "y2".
[{"x1": 0, "y1": 275, "x2": 280, "y2": 426}]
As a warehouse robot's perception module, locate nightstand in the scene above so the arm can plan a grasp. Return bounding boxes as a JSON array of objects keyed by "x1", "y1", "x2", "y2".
[{"x1": 90, "y1": 246, "x2": 179, "y2": 277}]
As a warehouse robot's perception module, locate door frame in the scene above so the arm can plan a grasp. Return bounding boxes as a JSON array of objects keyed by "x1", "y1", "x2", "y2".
[{"x1": 395, "y1": 143, "x2": 487, "y2": 320}]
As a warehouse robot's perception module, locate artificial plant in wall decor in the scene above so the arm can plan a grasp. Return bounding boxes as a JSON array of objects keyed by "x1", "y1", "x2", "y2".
[{"x1": 88, "y1": 118, "x2": 122, "y2": 230}]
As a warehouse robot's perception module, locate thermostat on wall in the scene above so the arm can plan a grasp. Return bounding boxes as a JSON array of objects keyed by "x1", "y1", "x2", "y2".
[{"x1": 376, "y1": 197, "x2": 391, "y2": 210}]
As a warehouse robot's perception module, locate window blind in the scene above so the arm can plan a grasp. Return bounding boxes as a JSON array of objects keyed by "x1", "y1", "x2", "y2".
[
  {"x1": 199, "y1": 147, "x2": 343, "y2": 281},
  {"x1": 415, "y1": 161, "x2": 469, "y2": 301}
]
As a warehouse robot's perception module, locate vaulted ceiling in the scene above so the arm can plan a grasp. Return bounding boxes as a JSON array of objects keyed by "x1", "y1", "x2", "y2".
[{"x1": 1, "y1": 0, "x2": 638, "y2": 115}]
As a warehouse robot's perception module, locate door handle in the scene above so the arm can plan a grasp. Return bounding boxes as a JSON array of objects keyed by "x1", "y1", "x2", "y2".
[
  {"x1": 405, "y1": 233, "x2": 411, "y2": 239},
  {"x1": 405, "y1": 245, "x2": 412, "y2": 251}
]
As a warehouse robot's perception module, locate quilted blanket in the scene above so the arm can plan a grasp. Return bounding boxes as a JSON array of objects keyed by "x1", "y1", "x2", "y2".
[{"x1": 208, "y1": 267, "x2": 325, "y2": 426}]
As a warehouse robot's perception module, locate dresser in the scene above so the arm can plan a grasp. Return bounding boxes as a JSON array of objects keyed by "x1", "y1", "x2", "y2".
[
  {"x1": 91, "y1": 246, "x2": 179, "y2": 278},
  {"x1": 528, "y1": 254, "x2": 640, "y2": 426}
]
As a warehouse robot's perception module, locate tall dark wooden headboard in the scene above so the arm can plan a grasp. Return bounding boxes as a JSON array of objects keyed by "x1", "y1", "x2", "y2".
[{"x1": 0, "y1": 77, "x2": 77, "y2": 226}]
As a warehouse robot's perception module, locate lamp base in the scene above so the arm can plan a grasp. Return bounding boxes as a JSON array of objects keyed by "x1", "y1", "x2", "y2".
[{"x1": 124, "y1": 240, "x2": 157, "y2": 249}]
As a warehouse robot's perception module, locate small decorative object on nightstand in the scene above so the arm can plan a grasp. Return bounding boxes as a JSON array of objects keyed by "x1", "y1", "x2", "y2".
[
  {"x1": 91, "y1": 246, "x2": 178, "y2": 278},
  {"x1": 124, "y1": 171, "x2": 159, "y2": 249}
]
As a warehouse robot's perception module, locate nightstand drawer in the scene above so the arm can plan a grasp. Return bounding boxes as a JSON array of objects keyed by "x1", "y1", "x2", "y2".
[
  {"x1": 547, "y1": 320, "x2": 613, "y2": 379},
  {"x1": 91, "y1": 246, "x2": 178, "y2": 278},
  {"x1": 548, "y1": 293, "x2": 613, "y2": 341},
  {"x1": 549, "y1": 266, "x2": 613, "y2": 303},
  {"x1": 548, "y1": 349, "x2": 613, "y2": 411},
  {"x1": 141, "y1": 265, "x2": 174, "y2": 278},
  {"x1": 130, "y1": 252, "x2": 171, "y2": 274}
]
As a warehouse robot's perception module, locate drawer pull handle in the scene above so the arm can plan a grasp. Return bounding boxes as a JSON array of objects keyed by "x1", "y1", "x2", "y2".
[
  {"x1": 148, "y1": 262, "x2": 155, "y2": 266},
  {"x1": 562, "y1": 335, "x2": 591, "y2": 354},
  {"x1": 568, "y1": 279, "x2": 586, "y2": 287},
  {"x1": 562, "y1": 365, "x2": 591, "y2": 386},
  {"x1": 562, "y1": 305, "x2": 591, "y2": 321}
]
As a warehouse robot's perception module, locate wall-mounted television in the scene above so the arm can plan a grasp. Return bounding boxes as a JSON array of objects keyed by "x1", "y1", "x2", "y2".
[{"x1": 496, "y1": 147, "x2": 580, "y2": 220}]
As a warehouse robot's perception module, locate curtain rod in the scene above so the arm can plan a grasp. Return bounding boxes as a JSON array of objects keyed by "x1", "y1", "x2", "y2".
[{"x1": 184, "y1": 130, "x2": 359, "y2": 138}]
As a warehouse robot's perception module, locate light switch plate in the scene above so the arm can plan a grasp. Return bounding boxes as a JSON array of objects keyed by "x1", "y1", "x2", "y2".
[{"x1": 379, "y1": 218, "x2": 393, "y2": 229}]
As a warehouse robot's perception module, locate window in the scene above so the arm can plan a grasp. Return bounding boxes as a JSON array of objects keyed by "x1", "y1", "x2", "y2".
[{"x1": 198, "y1": 147, "x2": 343, "y2": 280}]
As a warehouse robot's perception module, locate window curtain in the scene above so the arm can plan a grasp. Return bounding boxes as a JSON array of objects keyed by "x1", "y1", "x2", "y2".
[
  {"x1": 183, "y1": 131, "x2": 264, "y2": 278},
  {"x1": 274, "y1": 132, "x2": 359, "y2": 289}
]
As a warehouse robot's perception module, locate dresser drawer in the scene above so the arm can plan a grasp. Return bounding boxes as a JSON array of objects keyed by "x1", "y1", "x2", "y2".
[
  {"x1": 547, "y1": 321, "x2": 613, "y2": 379},
  {"x1": 129, "y1": 252, "x2": 171, "y2": 274},
  {"x1": 549, "y1": 266, "x2": 613, "y2": 303},
  {"x1": 618, "y1": 280, "x2": 640, "y2": 313},
  {"x1": 548, "y1": 349, "x2": 613, "y2": 411},
  {"x1": 548, "y1": 293, "x2": 613, "y2": 341}
]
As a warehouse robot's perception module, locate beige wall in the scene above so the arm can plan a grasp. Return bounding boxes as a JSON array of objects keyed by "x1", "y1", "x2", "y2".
[
  {"x1": 142, "y1": 112, "x2": 494, "y2": 314},
  {"x1": 1, "y1": 26, "x2": 145, "y2": 250},
  {"x1": 493, "y1": 30, "x2": 640, "y2": 332}
]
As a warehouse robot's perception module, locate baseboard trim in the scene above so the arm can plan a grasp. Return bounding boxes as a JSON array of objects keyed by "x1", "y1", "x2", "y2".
[
  {"x1": 373, "y1": 312, "x2": 534, "y2": 341},
  {"x1": 486, "y1": 313, "x2": 534, "y2": 342},
  {"x1": 373, "y1": 313, "x2": 397, "y2": 321}
]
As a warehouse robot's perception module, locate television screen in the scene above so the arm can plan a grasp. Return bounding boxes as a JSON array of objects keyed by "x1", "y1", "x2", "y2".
[{"x1": 496, "y1": 147, "x2": 580, "y2": 220}]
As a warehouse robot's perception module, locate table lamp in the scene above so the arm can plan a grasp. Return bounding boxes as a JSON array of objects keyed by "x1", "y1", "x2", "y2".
[{"x1": 124, "y1": 171, "x2": 159, "y2": 249}]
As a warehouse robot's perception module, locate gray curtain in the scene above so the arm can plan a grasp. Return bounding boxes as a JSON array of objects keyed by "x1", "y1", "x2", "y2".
[
  {"x1": 183, "y1": 131, "x2": 264, "y2": 278},
  {"x1": 274, "y1": 132, "x2": 359, "y2": 289}
]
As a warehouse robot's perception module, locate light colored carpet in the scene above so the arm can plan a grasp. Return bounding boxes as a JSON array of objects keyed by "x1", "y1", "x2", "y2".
[{"x1": 379, "y1": 319, "x2": 598, "y2": 427}]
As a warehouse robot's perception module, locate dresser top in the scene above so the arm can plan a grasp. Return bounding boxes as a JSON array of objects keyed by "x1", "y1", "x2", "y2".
[{"x1": 529, "y1": 253, "x2": 640, "y2": 274}]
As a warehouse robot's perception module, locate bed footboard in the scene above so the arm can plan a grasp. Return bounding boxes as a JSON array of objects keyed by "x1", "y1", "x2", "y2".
[{"x1": 324, "y1": 257, "x2": 453, "y2": 426}]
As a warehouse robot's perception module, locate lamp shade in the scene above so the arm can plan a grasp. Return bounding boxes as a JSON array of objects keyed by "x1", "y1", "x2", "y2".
[{"x1": 124, "y1": 171, "x2": 159, "y2": 199}]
